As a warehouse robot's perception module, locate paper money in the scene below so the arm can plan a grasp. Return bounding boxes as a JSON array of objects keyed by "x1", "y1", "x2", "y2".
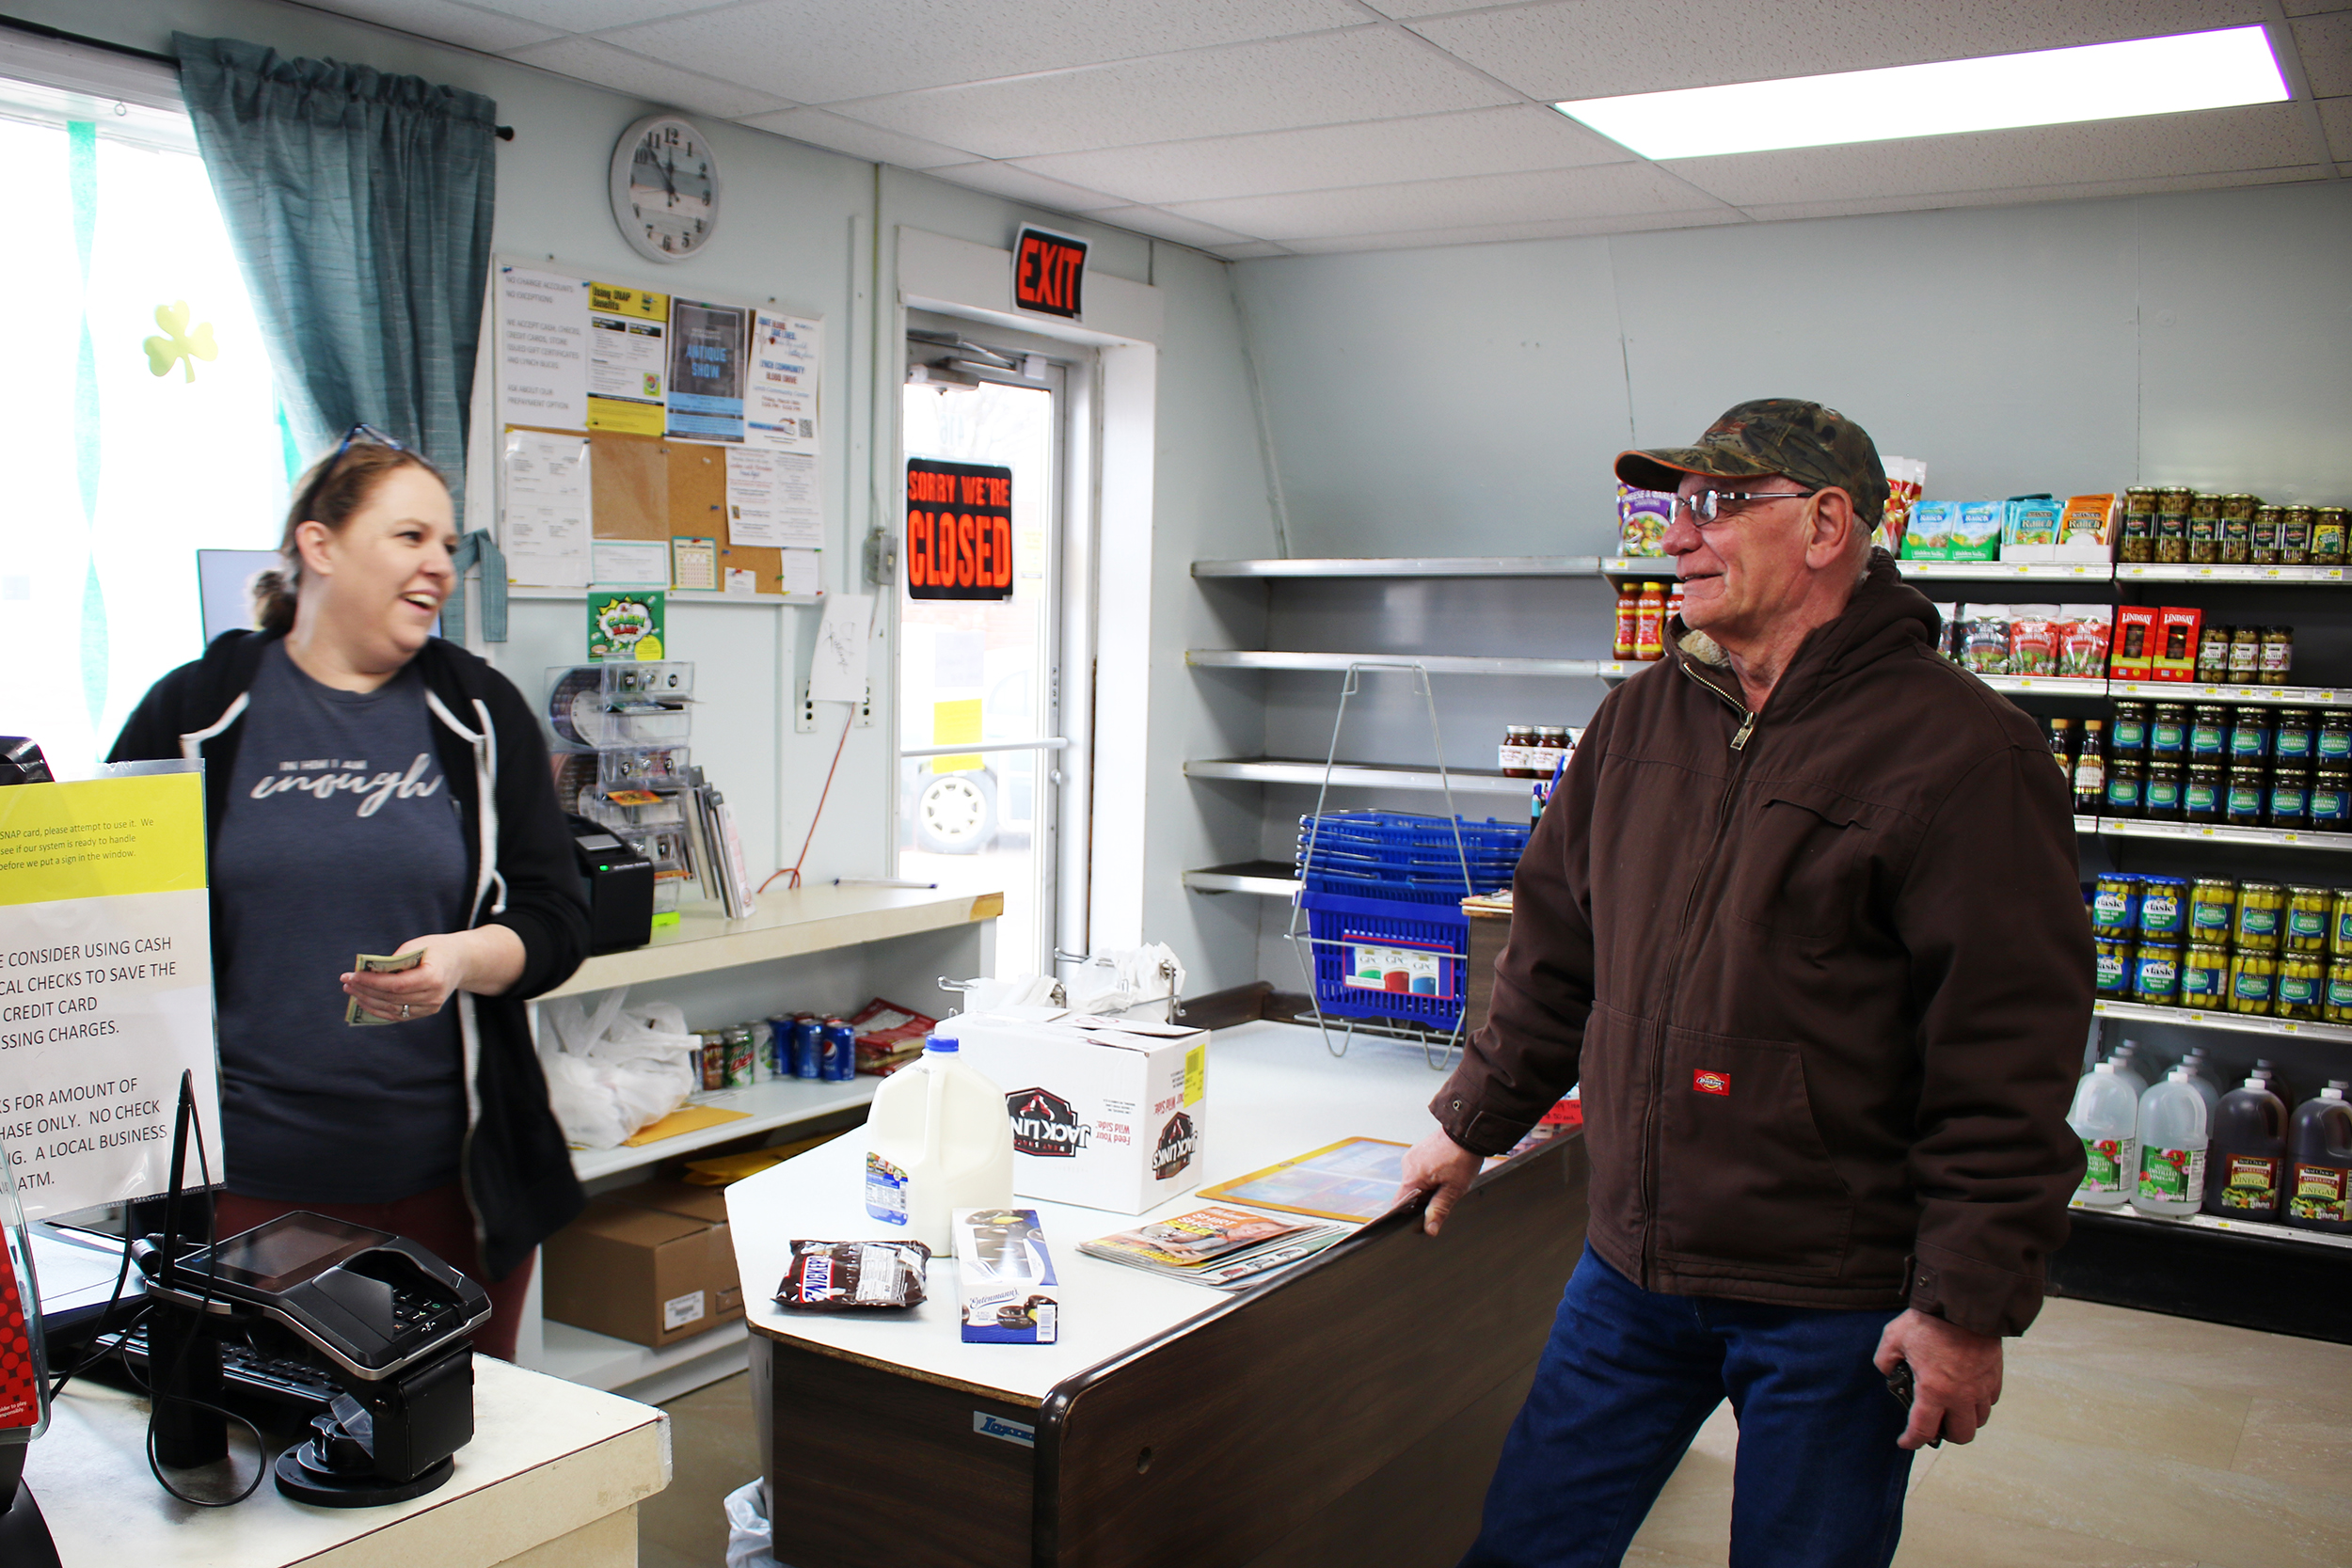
[{"x1": 345, "y1": 949, "x2": 424, "y2": 1026}]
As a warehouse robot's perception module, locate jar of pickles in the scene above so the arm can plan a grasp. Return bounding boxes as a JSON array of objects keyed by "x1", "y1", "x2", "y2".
[
  {"x1": 2280, "y1": 504, "x2": 2313, "y2": 565},
  {"x1": 2093, "y1": 940, "x2": 2133, "y2": 998},
  {"x1": 2250, "y1": 504, "x2": 2283, "y2": 566},
  {"x1": 2228, "y1": 948, "x2": 2277, "y2": 1015},
  {"x1": 2104, "y1": 756, "x2": 2144, "y2": 818},
  {"x1": 2328, "y1": 956, "x2": 2352, "y2": 1023},
  {"x1": 2186, "y1": 493, "x2": 2222, "y2": 563},
  {"x1": 2137, "y1": 876, "x2": 2188, "y2": 941},
  {"x1": 2275, "y1": 708, "x2": 2316, "y2": 766},
  {"x1": 2142, "y1": 761, "x2": 2184, "y2": 819},
  {"x1": 2110, "y1": 702, "x2": 2149, "y2": 757},
  {"x1": 2133, "y1": 943, "x2": 2184, "y2": 1006},
  {"x1": 2319, "y1": 710, "x2": 2352, "y2": 765},
  {"x1": 2286, "y1": 886, "x2": 2331, "y2": 952},
  {"x1": 2335, "y1": 888, "x2": 2352, "y2": 955},
  {"x1": 2182, "y1": 944, "x2": 2231, "y2": 1008},
  {"x1": 2188, "y1": 878, "x2": 2238, "y2": 941},
  {"x1": 2226, "y1": 768, "x2": 2268, "y2": 826},
  {"x1": 2120, "y1": 488, "x2": 2158, "y2": 564},
  {"x1": 2235, "y1": 882, "x2": 2285, "y2": 950},
  {"x1": 2185, "y1": 762, "x2": 2225, "y2": 823},
  {"x1": 2313, "y1": 506, "x2": 2348, "y2": 567},
  {"x1": 2150, "y1": 703, "x2": 2188, "y2": 760},
  {"x1": 2229, "y1": 706, "x2": 2272, "y2": 762},
  {"x1": 2270, "y1": 768, "x2": 2312, "y2": 831},
  {"x1": 2315, "y1": 766, "x2": 2352, "y2": 832},
  {"x1": 2090, "y1": 873, "x2": 2141, "y2": 937},
  {"x1": 2220, "y1": 494, "x2": 2257, "y2": 564},
  {"x1": 2277, "y1": 953, "x2": 2324, "y2": 1021},
  {"x1": 2189, "y1": 705, "x2": 2230, "y2": 759}
]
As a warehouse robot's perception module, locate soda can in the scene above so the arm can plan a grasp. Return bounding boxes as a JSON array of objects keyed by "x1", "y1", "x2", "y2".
[
  {"x1": 765, "y1": 1018, "x2": 795, "y2": 1077},
  {"x1": 724, "y1": 1026, "x2": 755, "y2": 1087},
  {"x1": 792, "y1": 1017, "x2": 825, "y2": 1080},
  {"x1": 822, "y1": 1018, "x2": 857, "y2": 1082},
  {"x1": 698, "y1": 1031, "x2": 727, "y2": 1092}
]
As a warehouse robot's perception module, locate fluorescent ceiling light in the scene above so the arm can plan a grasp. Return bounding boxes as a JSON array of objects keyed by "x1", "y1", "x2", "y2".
[{"x1": 1555, "y1": 26, "x2": 2290, "y2": 161}]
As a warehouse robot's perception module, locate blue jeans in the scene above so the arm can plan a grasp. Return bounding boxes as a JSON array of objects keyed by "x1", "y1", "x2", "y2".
[{"x1": 1461, "y1": 1245, "x2": 1913, "y2": 1568}]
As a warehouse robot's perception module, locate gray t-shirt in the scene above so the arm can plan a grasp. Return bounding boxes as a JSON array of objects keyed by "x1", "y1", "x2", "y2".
[{"x1": 213, "y1": 645, "x2": 472, "y2": 1202}]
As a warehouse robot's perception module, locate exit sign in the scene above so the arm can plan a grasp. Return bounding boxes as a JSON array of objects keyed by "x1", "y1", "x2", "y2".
[{"x1": 1012, "y1": 228, "x2": 1086, "y2": 320}]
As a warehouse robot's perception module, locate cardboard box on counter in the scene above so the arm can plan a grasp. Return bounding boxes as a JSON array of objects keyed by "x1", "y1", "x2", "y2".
[
  {"x1": 954, "y1": 1008, "x2": 1209, "y2": 1214},
  {"x1": 541, "y1": 1178, "x2": 744, "y2": 1349}
]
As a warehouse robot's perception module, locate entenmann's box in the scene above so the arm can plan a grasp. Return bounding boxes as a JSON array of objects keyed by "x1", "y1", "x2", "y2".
[
  {"x1": 954, "y1": 1207, "x2": 1059, "y2": 1344},
  {"x1": 953, "y1": 1009, "x2": 1209, "y2": 1214}
]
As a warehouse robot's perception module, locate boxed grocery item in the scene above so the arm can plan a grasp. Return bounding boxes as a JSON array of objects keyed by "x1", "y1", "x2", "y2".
[
  {"x1": 2058, "y1": 494, "x2": 2118, "y2": 561},
  {"x1": 1875, "y1": 456, "x2": 1927, "y2": 556},
  {"x1": 954, "y1": 1009, "x2": 1209, "y2": 1213},
  {"x1": 2109, "y1": 606, "x2": 2158, "y2": 679},
  {"x1": 2152, "y1": 606, "x2": 2203, "y2": 682},
  {"x1": 542, "y1": 1180, "x2": 744, "y2": 1348},
  {"x1": 954, "y1": 1208, "x2": 1059, "y2": 1344},
  {"x1": 2001, "y1": 495, "x2": 2063, "y2": 561}
]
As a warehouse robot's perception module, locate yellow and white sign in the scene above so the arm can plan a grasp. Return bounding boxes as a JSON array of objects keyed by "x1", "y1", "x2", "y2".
[{"x1": 0, "y1": 767, "x2": 219, "y2": 1219}]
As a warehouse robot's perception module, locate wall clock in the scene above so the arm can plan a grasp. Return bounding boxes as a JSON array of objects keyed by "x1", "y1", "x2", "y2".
[{"x1": 610, "y1": 114, "x2": 721, "y2": 263}]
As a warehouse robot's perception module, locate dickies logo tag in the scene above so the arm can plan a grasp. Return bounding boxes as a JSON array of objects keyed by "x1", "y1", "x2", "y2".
[{"x1": 1692, "y1": 1069, "x2": 1730, "y2": 1097}]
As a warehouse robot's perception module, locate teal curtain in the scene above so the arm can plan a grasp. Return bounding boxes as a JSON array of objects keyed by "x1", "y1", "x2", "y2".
[{"x1": 172, "y1": 34, "x2": 497, "y2": 522}]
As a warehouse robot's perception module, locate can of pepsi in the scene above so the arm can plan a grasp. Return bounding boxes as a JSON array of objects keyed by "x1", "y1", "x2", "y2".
[
  {"x1": 764, "y1": 1018, "x2": 795, "y2": 1077},
  {"x1": 791, "y1": 1017, "x2": 824, "y2": 1080},
  {"x1": 821, "y1": 1019, "x2": 856, "y2": 1081}
]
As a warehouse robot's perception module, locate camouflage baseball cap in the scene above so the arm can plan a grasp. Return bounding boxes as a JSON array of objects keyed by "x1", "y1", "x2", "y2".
[{"x1": 1616, "y1": 398, "x2": 1889, "y2": 528}]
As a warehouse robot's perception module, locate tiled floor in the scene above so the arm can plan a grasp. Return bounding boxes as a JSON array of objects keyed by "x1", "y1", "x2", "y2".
[
  {"x1": 639, "y1": 1299, "x2": 2352, "y2": 1568},
  {"x1": 1628, "y1": 1298, "x2": 2352, "y2": 1568}
]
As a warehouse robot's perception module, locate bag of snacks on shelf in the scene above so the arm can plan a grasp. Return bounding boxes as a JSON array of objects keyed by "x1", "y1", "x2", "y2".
[
  {"x1": 2007, "y1": 605, "x2": 2061, "y2": 676},
  {"x1": 1950, "y1": 503, "x2": 2004, "y2": 562},
  {"x1": 1616, "y1": 483, "x2": 1673, "y2": 558},
  {"x1": 1905, "y1": 499, "x2": 1954, "y2": 561},
  {"x1": 774, "y1": 1239, "x2": 930, "y2": 1311},
  {"x1": 1874, "y1": 456, "x2": 1926, "y2": 556},
  {"x1": 2058, "y1": 605, "x2": 2113, "y2": 678},
  {"x1": 1962, "y1": 605, "x2": 2012, "y2": 674}
]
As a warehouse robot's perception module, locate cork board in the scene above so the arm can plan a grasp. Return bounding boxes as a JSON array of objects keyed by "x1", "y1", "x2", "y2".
[
  {"x1": 503, "y1": 425, "x2": 790, "y2": 594},
  {"x1": 665, "y1": 441, "x2": 783, "y2": 592}
]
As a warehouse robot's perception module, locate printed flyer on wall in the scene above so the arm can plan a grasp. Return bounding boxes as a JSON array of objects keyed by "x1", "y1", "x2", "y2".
[
  {"x1": 747, "y1": 310, "x2": 820, "y2": 451},
  {"x1": 667, "y1": 298, "x2": 746, "y2": 442},
  {"x1": 587, "y1": 281, "x2": 669, "y2": 436}
]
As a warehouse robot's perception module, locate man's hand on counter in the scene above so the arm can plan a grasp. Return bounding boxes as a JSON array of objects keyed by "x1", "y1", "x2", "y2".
[{"x1": 1397, "y1": 1130, "x2": 1484, "y2": 1236}]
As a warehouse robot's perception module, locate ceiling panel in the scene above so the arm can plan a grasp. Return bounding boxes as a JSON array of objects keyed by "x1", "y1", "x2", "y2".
[
  {"x1": 839, "y1": 28, "x2": 1517, "y2": 160},
  {"x1": 1410, "y1": 0, "x2": 2267, "y2": 102},
  {"x1": 921, "y1": 159, "x2": 1130, "y2": 213},
  {"x1": 1272, "y1": 209, "x2": 1744, "y2": 253},
  {"x1": 2321, "y1": 98, "x2": 2352, "y2": 162},
  {"x1": 1736, "y1": 165, "x2": 2324, "y2": 225},
  {"x1": 1205, "y1": 240, "x2": 1295, "y2": 259},
  {"x1": 1003, "y1": 105, "x2": 1630, "y2": 206},
  {"x1": 2293, "y1": 10, "x2": 2352, "y2": 100},
  {"x1": 1079, "y1": 205, "x2": 1258, "y2": 248},
  {"x1": 1165, "y1": 161, "x2": 1725, "y2": 242},
  {"x1": 462, "y1": 0, "x2": 718, "y2": 30},
  {"x1": 594, "y1": 0, "x2": 1365, "y2": 106},
  {"x1": 298, "y1": 0, "x2": 563, "y2": 53},
  {"x1": 502, "y1": 37, "x2": 792, "y2": 119},
  {"x1": 1664, "y1": 104, "x2": 2318, "y2": 207},
  {"x1": 736, "y1": 107, "x2": 976, "y2": 168}
]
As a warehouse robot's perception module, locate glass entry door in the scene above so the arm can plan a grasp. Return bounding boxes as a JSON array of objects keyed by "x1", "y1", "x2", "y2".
[{"x1": 899, "y1": 341, "x2": 1066, "y2": 977}]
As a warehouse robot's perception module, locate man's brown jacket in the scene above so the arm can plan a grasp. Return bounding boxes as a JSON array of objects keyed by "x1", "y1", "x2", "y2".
[{"x1": 1434, "y1": 551, "x2": 2091, "y2": 1337}]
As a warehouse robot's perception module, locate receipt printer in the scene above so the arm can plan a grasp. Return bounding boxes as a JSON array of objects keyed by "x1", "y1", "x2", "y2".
[{"x1": 570, "y1": 820, "x2": 654, "y2": 953}]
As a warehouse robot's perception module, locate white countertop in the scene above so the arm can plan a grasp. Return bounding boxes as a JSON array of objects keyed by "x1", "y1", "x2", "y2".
[
  {"x1": 24, "y1": 1355, "x2": 669, "y2": 1566},
  {"x1": 542, "y1": 882, "x2": 1001, "y2": 1000},
  {"x1": 726, "y1": 1020, "x2": 1454, "y2": 1405}
]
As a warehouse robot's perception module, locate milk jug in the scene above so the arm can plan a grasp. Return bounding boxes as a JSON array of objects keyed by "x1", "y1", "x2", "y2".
[
  {"x1": 2202, "y1": 1076, "x2": 2288, "y2": 1219},
  {"x1": 2067, "y1": 1062, "x2": 2138, "y2": 1207},
  {"x1": 2286, "y1": 1080, "x2": 2352, "y2": 1234},
  {"x1": 863, "y1": 1036, "x2": 1014, "y2": 1254},
  {"x1": 2132, "y1": 1068, "x2": 2209, "y2": 1217}
]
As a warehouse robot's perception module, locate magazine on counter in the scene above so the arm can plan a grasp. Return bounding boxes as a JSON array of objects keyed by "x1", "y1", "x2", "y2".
[{"x1": 1079, "y1": 1206, "x2": 1352, "y2": 1289}]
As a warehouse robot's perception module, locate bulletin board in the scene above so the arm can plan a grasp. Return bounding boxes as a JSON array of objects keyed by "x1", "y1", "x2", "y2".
[{"x1": 506, "y1": 426, "x2": 789, "y2": 594}]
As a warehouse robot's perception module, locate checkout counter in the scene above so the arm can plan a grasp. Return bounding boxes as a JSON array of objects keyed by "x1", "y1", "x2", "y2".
[{"x1": 729, "y1": 1017, "x2": 1588, "y2": 1568}]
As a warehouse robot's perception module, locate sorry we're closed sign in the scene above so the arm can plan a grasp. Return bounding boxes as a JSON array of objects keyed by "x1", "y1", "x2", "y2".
[{"x1": 906, "y1": 458, "x2": 1014, "y2": 600}]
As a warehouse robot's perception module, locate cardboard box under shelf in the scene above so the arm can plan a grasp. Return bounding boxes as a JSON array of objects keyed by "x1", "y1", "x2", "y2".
[{"x1": 542, "y1": 1183, "x2": 744, "y2": 1349}]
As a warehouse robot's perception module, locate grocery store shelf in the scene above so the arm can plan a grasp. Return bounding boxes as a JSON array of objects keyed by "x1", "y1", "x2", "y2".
[
  {"x1": 1182, "y1": 861, "x2": 1303, "y2": 897},
  {"x1": 2073, "y1": 814, "x2": 2102, "y2": 834},
  {"x1": 2117, "y1": 563, "x2": 2347, "y2": 584},
  {"x1": 2107, "y1": 680, "x2": 2352, "y2": 708},
  {"x1": 2068, "y1": 1198, "x2": 2352, "y2": 1253},
  {"x1": 1184, "y1": 757, "x2": 1528, "y2": 796},
  {"x1": 1980, "y1": 674, "x2": 2108, "y2": 696},
  {"x1": 2084, "y1": 817, "x2": 2352, "y2": 852},
  {"x1": 1598, "y1": 558, "x2": 1676, "y2": 577},
  {"x1": 1901, "y1": 559, "x2": 2112, "y2": 579},
  {"x1": 1186, "y1": 649, "x2": 1617, "y2": 678},
  {"x1": 1192, "y1": 556, "x2": 1601, "y2": 579},
  {"x1": 2091, "y1": 997, "x2": 2352, "y2": 1046},
  {"x1": 569, "y1": 1076, "x2": 875, "y2": 1183}
]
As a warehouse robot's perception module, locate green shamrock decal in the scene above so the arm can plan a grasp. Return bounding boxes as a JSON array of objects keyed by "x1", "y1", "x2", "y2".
[{"x1": 143, "y1": 300, "x2": 219, "y2": 382}]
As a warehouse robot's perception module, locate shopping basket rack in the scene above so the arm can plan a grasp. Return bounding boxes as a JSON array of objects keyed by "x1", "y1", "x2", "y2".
[{"x1": 1282, "y1": 662, "x2": 1533, "y2": 1069}]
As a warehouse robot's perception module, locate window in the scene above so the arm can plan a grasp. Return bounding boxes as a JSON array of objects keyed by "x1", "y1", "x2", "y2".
[{"x1": 0, "y1": 55, "x2": 291, "y2": 775}]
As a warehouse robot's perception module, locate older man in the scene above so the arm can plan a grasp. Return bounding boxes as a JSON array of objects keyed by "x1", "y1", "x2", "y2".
[{"x1": 1399, "y1": 400, "x2": 2091, "y2": 1568}]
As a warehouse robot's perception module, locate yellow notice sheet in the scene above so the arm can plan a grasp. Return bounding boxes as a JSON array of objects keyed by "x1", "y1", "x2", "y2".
[{"x1": 0, "y1": 766, "x2": 220, "y2": 1220}]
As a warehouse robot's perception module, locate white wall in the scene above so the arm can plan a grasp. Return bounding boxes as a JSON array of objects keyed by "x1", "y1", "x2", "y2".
[{"x1": 33, "y1": 0, "x2": 1283, "y2": 994}]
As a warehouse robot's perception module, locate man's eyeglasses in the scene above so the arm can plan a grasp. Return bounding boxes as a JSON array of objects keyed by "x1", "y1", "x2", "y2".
[{"x1": 1675, "y1": 488, "x2": 1817, "y2": 525}]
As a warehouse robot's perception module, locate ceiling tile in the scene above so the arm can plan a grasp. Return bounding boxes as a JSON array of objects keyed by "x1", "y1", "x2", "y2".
[
  {"x1": 2285, "y1": 0, "x2": 2344, "y2": 12},
  {"x1": 1082, "y1": 205, "x2": 1256, "y2": 247},
  {"x1": 501, "y1": 37, "x2": 793, "y2": 119},
  {"x1": 839, "y1": 28, "x2": 1516, "y2": 159},
  {"x1": 2321, "y1": 97, "x2": 2352, "y2": 163},
  {"x1": 1734, "y1": 164, "x2": 2325, "y2": 224},
  {"x1": 1208, "y1": 240, "x2": 1295, "y2": 259},
  {"x1": 921, "y1": 160, "x2": 1130, "y2": 212},
  {"x1": 1663, "y1": 104, "x2": 2319, "y2": 208},
  {"x1": 1004, "y1": 105, "x2": 1630, "y2": 206},
  {"x1": 2292, "y1": 11, "x2": 2352, "y2": 99},
  {"x1": 735, "y1": 107, "x2": 975, "y2": 167},
  {"x1": 1272, "y1": 209, "x2": 1745, "y2": 254},
  {"x1": 294, "y1": 0, "x2": 564, "y2": 53},
  {"x1": 1352, "y1": 0, "x2": 1508, "y2": 16},
  {"x1": 1411, "y1": 0, "x2": 2268, "y2": 101},
  {"x1": 457, "y1": 0, "x2": 732, "y2": 29},
  {"x1": 1164, "y1": 161, "x2": 1724, "y2": 242},
  {"x1": 596, "y1": 0, "x2": 1364, "y2": 105}
]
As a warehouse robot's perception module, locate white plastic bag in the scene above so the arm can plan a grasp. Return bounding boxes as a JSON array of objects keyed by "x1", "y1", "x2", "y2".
[
  {"x1": 538, "y1": 990, "x2": 699, "y2": 1148},
  {"x1": 1063, "y1": 942, "x2": 1186, "y2": 1022},
  {"x1": 724, "y1": 1478, "x2": 783, "y2": 1568}
]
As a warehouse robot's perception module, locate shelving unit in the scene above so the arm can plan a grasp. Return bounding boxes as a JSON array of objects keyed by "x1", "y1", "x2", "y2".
[
  {"x1": 570, "y1": 1076, "x2": 877, "y2": 1184},
  {"x1": 1184, "y1": 757, "x2": 1527, "y2": 796},
  {"x1": 1181, "y1": 861, "x2": 1305, "y2": 897},
  {"x1": 2117, "y1": 563, "x2": 2347, "y2": 584},
  {"x1": 1193, "y1": 556, "x2": 1600, "y2": 578},
  {"x1": 1186, "y1": 649, "x2": 1629, "y2": 678},
  {"x1": 2092, "y1": 997, "x2": 2352, "y2": 1047},
  {"x1": 2085, "y1": 817, "x2": 2352, "y2": 853},
  {"x1": 1593, "y1": 558, "x2": 2352, "y2": 586},
  {"x1": 2068, "y1": 1198, "x2": 2352, "y2": 1254}
]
